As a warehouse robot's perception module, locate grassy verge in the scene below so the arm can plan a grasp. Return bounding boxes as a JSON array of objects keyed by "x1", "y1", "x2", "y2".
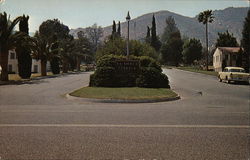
[
  {"x1": 70, "y1": 87, "x2": 178, "y2": 100},
  {"x1": 176, "y1": 66, "x2": 218, "y2": 76},
  {"x1": 8, "y1": 72, "x2": 53, "y2": 81}
]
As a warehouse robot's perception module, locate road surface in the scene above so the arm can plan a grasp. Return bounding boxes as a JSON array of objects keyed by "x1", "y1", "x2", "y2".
[{"x1": 0, "y1": 69, "x2": 249, "y2": 159}]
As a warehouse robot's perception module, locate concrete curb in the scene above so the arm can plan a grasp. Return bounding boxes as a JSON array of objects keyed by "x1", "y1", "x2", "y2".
[{"x1": 66, "y1": 94, "x2": 181, "y2": 103}]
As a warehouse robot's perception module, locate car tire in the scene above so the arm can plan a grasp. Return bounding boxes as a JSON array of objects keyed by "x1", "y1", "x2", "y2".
[
  {"x1": 218, "y1": 76, "x2": 222, "y2": 82},
  {"x1": 225, "y1": 76, "x2": 230, "y2": 83}
]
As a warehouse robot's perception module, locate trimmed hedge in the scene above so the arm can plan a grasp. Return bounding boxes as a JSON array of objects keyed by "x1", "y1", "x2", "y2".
[{"x1": 89, "y1": 55, "x2": 170, "y2": 88}]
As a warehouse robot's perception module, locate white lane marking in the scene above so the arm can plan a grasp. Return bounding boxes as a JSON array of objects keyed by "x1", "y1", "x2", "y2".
[{"x1": 0, "y1": 124, "x2": 249, "y2": 129}]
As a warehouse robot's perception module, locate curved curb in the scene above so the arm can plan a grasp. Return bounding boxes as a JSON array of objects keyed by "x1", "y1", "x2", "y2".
[{"x1": 66, "y1": 94, "x2": 180, "y2": 103}]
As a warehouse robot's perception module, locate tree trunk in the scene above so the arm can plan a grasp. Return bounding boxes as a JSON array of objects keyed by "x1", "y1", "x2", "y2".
[
  {"x1": 62, "y1": 59, "x2": 68, "y2": 73},
  {"x1": 206, "y1": 23, "x2": 209, "y2": 71},
  {"x1": 41, "y1": 59, "x2": 47, "y2": 76},
  {"x1": 0, "y1": 52, "x2": 9, "y2": 81},
  {"x1": 76, "y1": 56, "x2": 81, "y2": 71}
]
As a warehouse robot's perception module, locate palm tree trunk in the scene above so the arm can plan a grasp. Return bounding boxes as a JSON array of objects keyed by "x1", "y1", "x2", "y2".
[
  {"x1": 41, "y1": 59, "x2": 47, "y2": 76},
  {"x1": 206, "y1": 23, "x2": 209, "y2": 71},
  {"x1": 0, "y1": 52, "x2": 9, "y2": 81}
]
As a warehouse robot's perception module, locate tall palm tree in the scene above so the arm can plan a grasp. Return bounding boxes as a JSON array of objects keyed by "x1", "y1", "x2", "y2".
[
  {"x1": 0, "y1": 12, "x2": 25, "y2": 81},
  {"x1": 198, "y1": 10, "x2": 214, "y2": 71}
]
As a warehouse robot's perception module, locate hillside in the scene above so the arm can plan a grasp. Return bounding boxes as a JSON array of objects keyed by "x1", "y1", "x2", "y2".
[{"x1": 70, "y1": 7, "x2": 249, "y2": 46}]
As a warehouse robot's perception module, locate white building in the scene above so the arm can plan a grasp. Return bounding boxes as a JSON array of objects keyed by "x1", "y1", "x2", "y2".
[
  {"x1": 213, "y1": 47, "x2": 243, "y2": 72},
  {"x1": 6, "y1": 50, "x2": 50, "y2": 74}
]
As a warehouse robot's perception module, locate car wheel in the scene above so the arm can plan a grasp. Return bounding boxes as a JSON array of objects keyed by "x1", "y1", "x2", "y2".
[
  {"x1": 225, "y1": 76, "x2": 230, "y2": 83},
  {"x1": 218, "y1": 76, "x2": 222, "y2": 82}
]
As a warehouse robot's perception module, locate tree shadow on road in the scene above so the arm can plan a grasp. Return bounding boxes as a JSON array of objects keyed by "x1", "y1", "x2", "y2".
[{"x1": 0, "y1": 71, "x2": 91, "y2": 86}]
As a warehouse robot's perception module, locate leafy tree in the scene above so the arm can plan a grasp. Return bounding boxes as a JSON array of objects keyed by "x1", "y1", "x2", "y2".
[
  {"x1": 96, "y1": 37, "x2": 158, "y2": 60},
  {"x1": 161, "y1": 16, "x2": 179, "y2": 43},
  {"x1": 215, "y1": 30, "x2": 238, "y2": 47},
  {"x1": 16, "y1": 15, "x2": 32, "y2": 79},
  {"x1": 241, "y1": 9, "x2": 250, "y2": 72},
  {"x1": 182, "y1": 38, "x2": 203, "y2": 64},
  {"x1": 32, "y1": 32, "x2": 58, "y2": 76},
  {"x1": 0, "y1": 12, "x2": 27, "y2": 81},
  {"x1": 112, "y1": 20, "x2": 116, "y2": 36},
  {"x1": 150, "y1": 14, "x2": 161, "y2": 52},
  {"x1": 145, "y1": 26, "x2": 151, "y2": 44},
  {"x1": 160, "y1": 31, "x2": 183, "y2": 66},
  {"x1": 198, "y1": 10, "x2": 214, "y2": 70},
  {"x1": 85, "y1": 23, "x2": 103, "y2": 52},
  {"x1": 38, "y1": 19, "x2": 70, "y2": 75}
]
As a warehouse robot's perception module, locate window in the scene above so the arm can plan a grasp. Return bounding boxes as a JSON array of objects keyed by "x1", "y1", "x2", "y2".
[
  {"x1": 34, "y1": 65, "x2": 38, "y2": 73},
  {"x1": 10, "y1": 52, "x2": 15, "y2": 59},
  {"x1": 8, "y1": 65, "x2": 12, "y2": 72},
  {"x1": 225, "y1": 55, "x2": 228, "y2": 60}
]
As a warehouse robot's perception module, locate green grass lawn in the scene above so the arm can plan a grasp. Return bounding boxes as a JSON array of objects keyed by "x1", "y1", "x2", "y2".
[
  {"x1": 176, "y1": 66, "x2": 218, "y2": 76},
  {"x1": 70, "y1": 87, "x2": 178, "y2": 100},
  {"x1": 8, "y1": 72, "x2": 53, "y2": 81}
]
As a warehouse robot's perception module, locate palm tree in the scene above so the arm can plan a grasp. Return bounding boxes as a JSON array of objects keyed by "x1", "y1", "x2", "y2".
[
  {"x1": 32, "y1": 32, "x2": 58, "y2": 76},
  {"x1": 0, "y1": 12, "x2": 25, "y2": 81},
  {"x1": 198, "y1": 10, "x2": 214, "y2": 71}
]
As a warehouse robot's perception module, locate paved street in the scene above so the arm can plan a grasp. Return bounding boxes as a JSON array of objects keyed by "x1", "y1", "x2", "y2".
[{"x1": 0, "y1": 69, "x2": 249, "y2": 160}]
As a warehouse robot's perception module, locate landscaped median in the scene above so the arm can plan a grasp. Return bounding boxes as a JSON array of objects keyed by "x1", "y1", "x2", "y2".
[{"x1": 68, "y1": 87, "x2": 180, "y2": 103}]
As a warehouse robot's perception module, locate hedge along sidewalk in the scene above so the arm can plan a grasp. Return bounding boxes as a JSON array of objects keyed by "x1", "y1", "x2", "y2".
[{"x1": 68, "y1": 87, "x2": 180, "y2": 103}]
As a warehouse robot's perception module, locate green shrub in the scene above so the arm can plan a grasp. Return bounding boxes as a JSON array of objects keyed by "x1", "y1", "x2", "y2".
[
  {"x1": 139, "y1": 56, "x2": 162, "y2": 72},
  {"x1": 90, "y1": 54, "x2": 170, "y2": 88},
  {"x1": 136, "y1": 67, "x2": 170, "y2": 88}
]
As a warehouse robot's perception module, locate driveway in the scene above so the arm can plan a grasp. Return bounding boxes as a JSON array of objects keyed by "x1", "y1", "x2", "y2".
[{"x1": 0, "y1": 69, "x2": 249, "y2": 159}]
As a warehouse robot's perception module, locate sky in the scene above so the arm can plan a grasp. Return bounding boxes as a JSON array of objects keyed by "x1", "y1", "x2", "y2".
[{"x1": 0, "y1": 0, "x2": 249, "y2": 32}]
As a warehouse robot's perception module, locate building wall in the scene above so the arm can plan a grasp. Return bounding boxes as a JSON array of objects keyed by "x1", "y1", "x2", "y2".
[
  {"x1": 213, "y1": 48, "x2": 223, "y2": 72},
  {"x1": 7, "y1": 50, "x2": 50, "y2": 74}
]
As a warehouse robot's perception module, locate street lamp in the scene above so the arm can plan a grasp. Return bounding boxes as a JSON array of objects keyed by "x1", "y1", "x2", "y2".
[{"x1": 126, "y1": 11, "x2": 131, "y2": 57}]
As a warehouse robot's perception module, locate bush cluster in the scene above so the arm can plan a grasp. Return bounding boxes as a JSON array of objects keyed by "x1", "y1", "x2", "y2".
[{"x1": 89, "y1": 55, "x2": 170, "y2": 88}]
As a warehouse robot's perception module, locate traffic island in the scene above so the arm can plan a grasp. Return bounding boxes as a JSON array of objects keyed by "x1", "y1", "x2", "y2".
[{"x1": 68, "y1": 87, "x2": 180, "y2": 103}]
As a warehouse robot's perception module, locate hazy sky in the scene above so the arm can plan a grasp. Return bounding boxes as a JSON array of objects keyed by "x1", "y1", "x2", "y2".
[{"x1": 0, "y1": 0, "x2": 249, "y2": 32}]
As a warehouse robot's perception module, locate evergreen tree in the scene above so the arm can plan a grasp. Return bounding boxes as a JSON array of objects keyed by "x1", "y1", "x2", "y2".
[
  {"x1": 150, "y1": 14, "x2": 161, "y2": 52},
  {"x1": 17, "y1": 15, "x2": 32, "y2": 79},
  {"x1": 145, "y1": 26, "x2": 151, "y2": 43},
  {"x1": 241, "y1": 9, "x2": 250, "y2": 72},
  {"x1": 160, "y1": 31, "x2": 183, "y2": 66},
  {"x1": 215, "y1": 30, "x2": 238, "y2": 47},
  {"x1": 161, "y1": 16, "x2": 179, "y2": 43},
  {"x1": 182, "y1": 38, "x2": 203, "y2": 64},
  {"x1": 117, "y1": 21, "x2": 121, "y2": 36},
  {"x1": 112, "y1": 20, "x2": 116, "y2": 35}
]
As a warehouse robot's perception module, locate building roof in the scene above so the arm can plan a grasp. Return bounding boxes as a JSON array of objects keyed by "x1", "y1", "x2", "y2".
[{"x1": 217, "y1": 47, "x2": 242, "y2": 53}]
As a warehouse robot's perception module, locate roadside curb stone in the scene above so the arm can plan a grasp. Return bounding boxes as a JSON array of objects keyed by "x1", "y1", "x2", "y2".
[{"x1": 66, "y1": 94, "x2": 180, "y2": 103}]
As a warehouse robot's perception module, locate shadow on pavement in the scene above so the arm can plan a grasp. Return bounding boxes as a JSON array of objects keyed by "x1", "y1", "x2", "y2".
[{"x1": 0, "y1": 71, "x2": 91, "y2": 86}]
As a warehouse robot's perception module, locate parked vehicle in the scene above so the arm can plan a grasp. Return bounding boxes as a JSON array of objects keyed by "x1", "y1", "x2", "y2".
[{"x1": 218, "y1": 67, "x2": 250, "y2": 84}]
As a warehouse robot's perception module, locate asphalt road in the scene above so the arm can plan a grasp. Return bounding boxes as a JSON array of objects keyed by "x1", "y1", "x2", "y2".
[{"x1": 0, "y1": 69, "x2": 249, "y2": 160}]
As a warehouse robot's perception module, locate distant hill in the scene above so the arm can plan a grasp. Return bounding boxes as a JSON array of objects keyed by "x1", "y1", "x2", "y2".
[{"x1": 70, "y1": 7, "x2": 249, "y2": 46}]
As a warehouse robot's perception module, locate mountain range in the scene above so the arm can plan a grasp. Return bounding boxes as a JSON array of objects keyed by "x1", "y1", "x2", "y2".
[{"x1": 70, "y1": 7, "x2": 249, "y2": 46}]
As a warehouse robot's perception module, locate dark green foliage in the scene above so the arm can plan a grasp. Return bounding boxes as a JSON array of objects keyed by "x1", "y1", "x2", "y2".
[
  {"x1": 112, "y1": 20, "x2": 116, "y2": 35},
  {"x1": 241, "y1": 9, "x2": 250, "y2": 72},
  {"x1": 161, "y1": 31, "x2": 183, "y2": 66},
  {"x1": 136, "y1": 67, "x2": 170, "y2": 88},
  {"x1": 50, "y1": 57, "x2": 60, "y2": 74},
  {"x1": 215, "y1": 30, "x2": 238, "y2": 47},
  {"x1": 161, "y1": 16, "x2": 179, "y2": 43},
  {"x1": 150, "y1": 15, "x2": 161, "y2": 52},
  {"x1": 17, "y1": 15, "x2": 32, "y2": 79},
  {"x1": 89, "y1": 55, "x2": 170, "y2": 88},
  {"x1": 182, "y1": 38, "x2": 203, "y2": 64},
  {"x1": 95, "y1": 38, "x2": 158, "y2": 60},
  {"x1": 145, "y1": 26, "x2": 151, "y2": 44},
  {"x1": 117, "y1": 21, "x2": 121, "y2": 36}
]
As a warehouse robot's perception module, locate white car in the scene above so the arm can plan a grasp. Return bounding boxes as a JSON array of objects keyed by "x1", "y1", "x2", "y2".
[{"x1": 218, "y1": 67, "x2": 250, "y2": 83}]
